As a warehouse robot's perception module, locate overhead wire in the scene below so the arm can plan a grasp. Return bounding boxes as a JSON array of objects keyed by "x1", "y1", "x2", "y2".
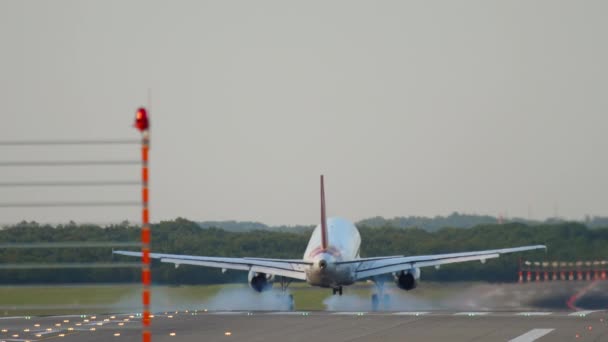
[
  {"x1": 0, "y1": 160, "x2": 139, "y2": 167},
  {"x1": 0, "y1": 263, "x2": 141, "y2": 269},
  {"x1": 0, "y1": 139, "x2": 139, "y2": 146},
  {"x1": 0, "y1": 180, "x2": 140, "y2": 187},
  {"x1": 0, "y1": 201, "x2": 140, "y2": 208},
  {"x1": 0, "y1": 242, "x2": 140, "y2": 249}
]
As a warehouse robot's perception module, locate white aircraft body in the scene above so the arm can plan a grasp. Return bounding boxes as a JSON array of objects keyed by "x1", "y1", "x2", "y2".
[{"x1": 115, "y1": 176, "x2": 545, "y2": 310}]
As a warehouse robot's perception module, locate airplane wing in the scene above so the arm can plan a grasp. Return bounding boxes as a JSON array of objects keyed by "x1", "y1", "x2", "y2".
[
  {"x1": 113, "y1": 250, "x2": 311, "y2": 280},
  {"x1": 339, "y1": 245, "x2": 546, "y2": 280}
]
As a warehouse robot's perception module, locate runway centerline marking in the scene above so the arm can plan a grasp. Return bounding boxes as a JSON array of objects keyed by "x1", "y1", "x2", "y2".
[
  {"x1": 508, "y1": 328, "x2": 554, "y2": 342},
  {"x1": 568, "y1": 310, "x2": 600, "y2": 317},
  {"x1": 210, "y1": 311, "x2": 247, "y2": 315},
  {"x1": 393, "y1": 312, "x2": 429, "y2": 316},
  {"x1": 516, "y1": 312, "x2": 552, "y2": 316},
  {"x1": 453, "y1": 312, "x2": 489, "y2": 316},
  {"x1": 266, "y1": 311, "x2": 309, "y2": 315},
  {"x1": 332, "y1": 312, "x2": 367, "y2": 315}
]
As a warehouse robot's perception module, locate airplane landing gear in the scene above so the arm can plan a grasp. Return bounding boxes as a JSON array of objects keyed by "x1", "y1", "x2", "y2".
[
  {"x1": 288, "y1": 294, "x2": 295, "y2": 311},
  {"x1": 332, "y1": 286, "x2": 343, "y2": 296},
  {"x1": 371, "y1": 280, "x2": 391, "y2": 311},
  {"x1": 371, "y1": 293, "x2": 379, "y2": 311},
  {"x1": 279, "y1": 276, "x2": 292, "y2": 292},
  {"x1": 279, "y1": 276, "x2": 295, "y2": 311}
]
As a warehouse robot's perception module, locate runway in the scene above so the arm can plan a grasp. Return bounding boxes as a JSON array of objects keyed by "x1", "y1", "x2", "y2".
[{"x1": 1, "y1": 310, "x2": 606, "y2": 342}]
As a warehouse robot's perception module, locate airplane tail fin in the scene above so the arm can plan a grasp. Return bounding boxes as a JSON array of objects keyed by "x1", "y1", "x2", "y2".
[{"x1": 320, "y1": 175, "x2": 328, "y2": 250}]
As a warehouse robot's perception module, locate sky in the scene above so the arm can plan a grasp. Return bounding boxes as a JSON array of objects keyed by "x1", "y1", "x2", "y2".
[{"x1": 0, "y1": 1, "x2": 607, "y2": 225}]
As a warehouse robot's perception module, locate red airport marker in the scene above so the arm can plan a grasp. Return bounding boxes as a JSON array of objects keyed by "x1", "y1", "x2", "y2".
[
  {"x1": 135, "y1": 108, "x2": 150, "y2": 132},
  {"x1": 135, "y1": 107, "x2": 151, "y2": 342}
]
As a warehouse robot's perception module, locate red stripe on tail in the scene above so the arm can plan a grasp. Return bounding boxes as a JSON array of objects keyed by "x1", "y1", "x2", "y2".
[{"x1": 320, "y1": 175, "x2": 328, "y2": 250}]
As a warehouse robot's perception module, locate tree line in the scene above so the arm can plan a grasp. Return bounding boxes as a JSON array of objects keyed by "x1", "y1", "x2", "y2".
[{"x1": 0, "y1": 218, "x2": 605, "y2": 284}]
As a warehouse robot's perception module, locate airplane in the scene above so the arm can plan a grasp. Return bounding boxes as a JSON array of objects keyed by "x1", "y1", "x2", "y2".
[{"x1": 114, "y1": 175, "x2": 546, "y2": 310}]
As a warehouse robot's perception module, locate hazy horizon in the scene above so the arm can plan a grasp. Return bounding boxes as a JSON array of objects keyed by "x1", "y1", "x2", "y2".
[
  {"x1": 1, "y1": 1, "x2": 607, "y2": 225},
  {"x1": 3, "y1": 211, "x2": 602, "y2": 228}
]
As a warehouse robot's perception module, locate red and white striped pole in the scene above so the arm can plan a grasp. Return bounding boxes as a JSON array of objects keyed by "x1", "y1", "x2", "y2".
[{"x1": 135, "y1": 108, "x2": 151, "y2": 342}]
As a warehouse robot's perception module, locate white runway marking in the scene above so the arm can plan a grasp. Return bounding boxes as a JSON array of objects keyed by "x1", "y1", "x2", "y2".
[
  {"x1": 453, "y1": 312, "x2": 489, "y2": 316},
  {"x1": 266, "y1": 311, "x2": 309, "y2": 315},
  {"x1": 332, "y1": 312, "x2": 366, "y2": 315},
  {"x1": 210, "y1": 311, "x2": 247, "y2": 315},
  {"x1": 568, "y1": 310, "x2": 600, "y2": 317},
  {"x1": 36, "y1": 329, "x2": 61, "y2": 335},
  {"x1": 392, "y1": 312, "x2": 429, "y2": 316},
  {"x1": 508, "y1": 328, "x2": 554, "y2": 342},
  {"x1": 516, "y1": 312, "x2": 552, "y2": 316},
  {"x1": 0, "y1": 316, "x2": 29, "y2": 320}
]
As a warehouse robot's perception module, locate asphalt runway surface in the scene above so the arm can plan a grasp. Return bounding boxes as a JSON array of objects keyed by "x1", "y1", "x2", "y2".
[{"x1": 1, "y1": 310, "x2": 606, "y2": 342}]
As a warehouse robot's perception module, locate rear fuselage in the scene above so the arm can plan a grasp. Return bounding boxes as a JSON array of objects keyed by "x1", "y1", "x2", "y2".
[{"x1": 303, "y1": 217, "x2": 361, "y2": 287}]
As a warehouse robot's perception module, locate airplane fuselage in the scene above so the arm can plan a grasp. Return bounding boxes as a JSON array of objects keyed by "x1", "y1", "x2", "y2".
[{"x1": 303, "y1": 217, "x2": 361, "y2": 288}]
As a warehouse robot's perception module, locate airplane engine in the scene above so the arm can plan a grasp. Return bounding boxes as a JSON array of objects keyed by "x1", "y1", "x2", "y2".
[
  {"x1": 395, "y1": 268, "x2": 420, "y2": 291},
  {"x1": 248, "y1": 270, "x2": 274, "y2": 292}
]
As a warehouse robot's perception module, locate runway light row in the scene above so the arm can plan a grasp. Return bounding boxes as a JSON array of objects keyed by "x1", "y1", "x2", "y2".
[
  {"x1": 6, "y1": 312, "x2": 608, "y2": 342},
  {"x1": 0, "y1": 314, "x2": 154, "y2": 342}
]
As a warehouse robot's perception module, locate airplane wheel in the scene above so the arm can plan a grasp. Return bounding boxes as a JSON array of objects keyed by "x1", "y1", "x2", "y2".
[
  {"x1": 382, "y1": 294, "x2": 390, "y2": 310},
  {"x1": 288, "y1": 294, "x2": 295, "y2": 311},
  {"x1": 371, "y1": 294, "x2": 379, "y2": 312},
  {"x1": 338, "y1": 286, "x2": 343, "y2": 296}
]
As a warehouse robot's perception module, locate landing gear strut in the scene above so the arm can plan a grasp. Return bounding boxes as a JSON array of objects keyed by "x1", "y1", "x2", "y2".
[
  {"x1": 332, "y1": 286, "x2": 343, "y2": 296},
  {"x1": 279, "y1": 276, "x2": 295, "y2": 311},
  {"x1": 279, "y1": 276, "x2": 292, "y2": 292},
  {"x1": 371, "y1": 280, "x2": 390, "y2": 311}
]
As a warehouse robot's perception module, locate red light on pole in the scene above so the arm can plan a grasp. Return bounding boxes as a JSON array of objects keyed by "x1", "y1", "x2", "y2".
[
  {"x1": 134, "y1": 107, "x2": 150, "y2": 132},
  {"x1": 134, "y1": 106, "x2": 151, "y2": 342}
]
